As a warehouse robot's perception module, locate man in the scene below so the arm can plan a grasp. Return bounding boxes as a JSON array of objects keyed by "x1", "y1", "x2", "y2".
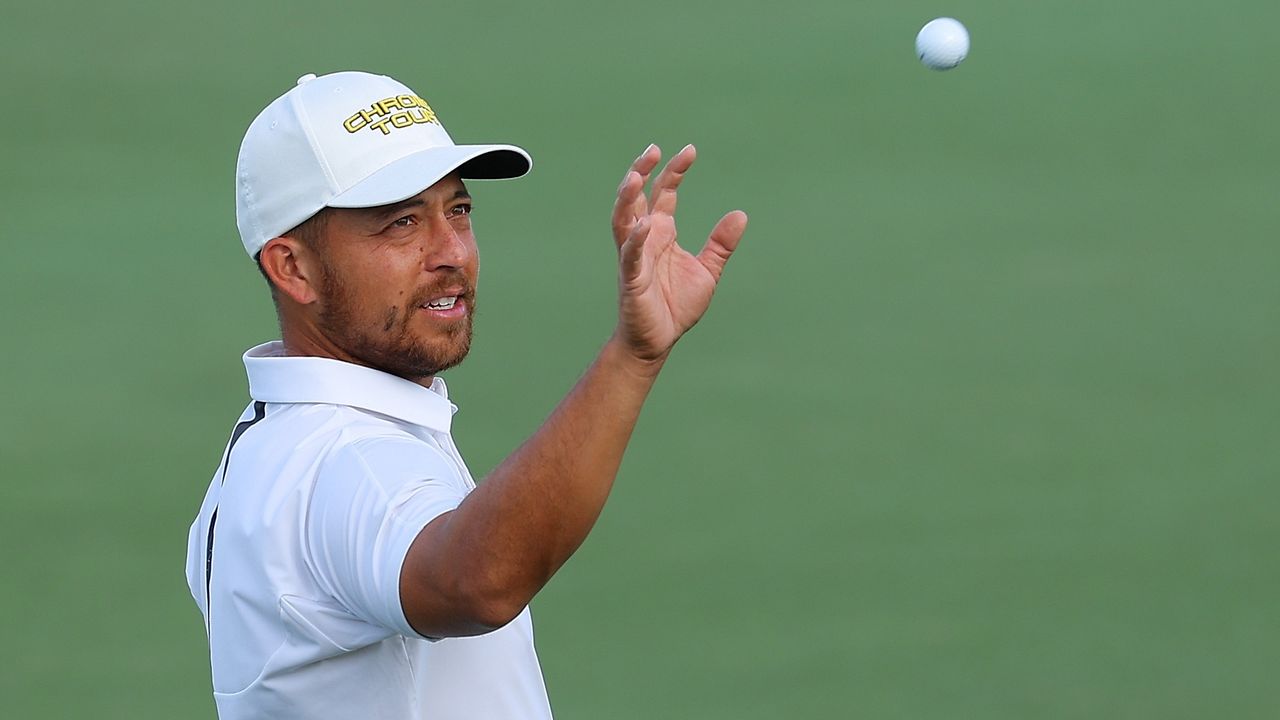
[{"x1": 185, "y1": 70, "x2": 747, "y2": 719}]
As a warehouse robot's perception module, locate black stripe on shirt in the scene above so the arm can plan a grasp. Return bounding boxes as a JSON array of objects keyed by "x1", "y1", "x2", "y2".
[{"x1": 204, "y1": 401, "x2": 267, "y2": 619}]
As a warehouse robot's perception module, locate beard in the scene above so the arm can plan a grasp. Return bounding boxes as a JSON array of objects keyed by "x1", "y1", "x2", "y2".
[{"x1": 315, "y1": 262, "x2": 475, "y2": 381}]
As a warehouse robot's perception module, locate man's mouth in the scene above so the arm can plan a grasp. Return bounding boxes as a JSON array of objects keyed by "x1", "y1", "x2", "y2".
[{"x1": 423, "y1": 296, "x2": 458, "y2": 310}]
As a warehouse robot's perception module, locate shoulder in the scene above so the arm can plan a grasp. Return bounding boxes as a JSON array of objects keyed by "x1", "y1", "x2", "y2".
[
  {"x1": 314, "y1": 414, "x2": 463, "y2": 497},
  {"x1": 262, "y1": 403, "x2": 432, "y2": 454}
]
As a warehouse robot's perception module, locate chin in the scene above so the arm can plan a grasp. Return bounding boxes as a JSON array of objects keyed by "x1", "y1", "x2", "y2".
[{"x1": 401, "y1": 332, "x2": 472, "y2": 378}]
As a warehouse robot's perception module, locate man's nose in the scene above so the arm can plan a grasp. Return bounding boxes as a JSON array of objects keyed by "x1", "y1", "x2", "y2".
[{"x1": 422, "y1": 217, "x2": 473, "y2": 269}]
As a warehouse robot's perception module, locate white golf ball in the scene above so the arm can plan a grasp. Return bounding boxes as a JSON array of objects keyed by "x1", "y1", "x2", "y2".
[{"x1": 916, "y1": 17, "x2": 969, "y2": 70}]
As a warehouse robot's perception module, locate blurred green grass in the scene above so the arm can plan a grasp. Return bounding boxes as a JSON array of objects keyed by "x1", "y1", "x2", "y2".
[{"x1": 2, "y1": 0, "x2": 1277, "y2": 717}]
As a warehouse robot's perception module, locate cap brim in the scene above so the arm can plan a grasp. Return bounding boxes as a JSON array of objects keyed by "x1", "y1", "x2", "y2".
[{"x1": 328, "y1": 144, "x2": 531, "y2": 209}]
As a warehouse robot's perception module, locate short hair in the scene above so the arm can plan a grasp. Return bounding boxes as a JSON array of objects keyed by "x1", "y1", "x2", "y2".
[
  {"x1": 255, "y1": 209, "x2": 331, "y2": 295},
  {"x1": 255, "y1": 209, "x2": 331, "y2": 312}
]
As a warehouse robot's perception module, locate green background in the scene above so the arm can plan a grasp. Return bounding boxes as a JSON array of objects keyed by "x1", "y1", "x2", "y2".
[{"x1": 2, "y1": 0, "x2": 1276, "y2": 717}]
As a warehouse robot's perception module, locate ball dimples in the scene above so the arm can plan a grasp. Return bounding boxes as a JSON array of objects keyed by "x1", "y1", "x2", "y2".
[{"x1": 916, "y1": 17, "x2": 969, "y2": 70}]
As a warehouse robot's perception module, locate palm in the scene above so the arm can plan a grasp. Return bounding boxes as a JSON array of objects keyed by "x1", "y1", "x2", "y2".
[{"x1": 611, "y1": 145, "x2": 748, "y2": 361}]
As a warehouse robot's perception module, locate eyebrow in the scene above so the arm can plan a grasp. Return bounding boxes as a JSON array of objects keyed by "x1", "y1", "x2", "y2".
[
  {"x1": 365, "y1": 188, "x2": 472, "y2": 224},
  {"x1": 369, "y1": 198, "x2": 425, "y2": 224}
]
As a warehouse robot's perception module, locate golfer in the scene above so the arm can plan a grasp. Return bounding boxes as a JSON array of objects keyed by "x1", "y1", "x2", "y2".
[{"x1": 184, "y1": 70, "x2": 747, "y2": 719}]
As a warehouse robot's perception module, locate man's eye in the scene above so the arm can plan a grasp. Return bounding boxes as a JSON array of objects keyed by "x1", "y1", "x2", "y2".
[
  {"x1": 391, "y1": 215, "x2": 415, "y2": 228},
  {"x1": 451, "y1": 203, "x2": 473, "y2": 217}
]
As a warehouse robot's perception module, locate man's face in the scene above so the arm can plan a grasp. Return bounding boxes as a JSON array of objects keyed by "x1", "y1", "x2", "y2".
[{"x1": 309, "y1": 174, "x2": 479, "y2": 380}]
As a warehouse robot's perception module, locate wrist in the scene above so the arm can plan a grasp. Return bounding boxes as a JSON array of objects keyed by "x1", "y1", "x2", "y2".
[{"x1": 602, "y1": 334, "x2": 669, "y2": 382}]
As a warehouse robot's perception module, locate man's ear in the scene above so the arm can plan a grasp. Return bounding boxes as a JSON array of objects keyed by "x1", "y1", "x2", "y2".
[{"x1": 260, "y1": 236, "x2": 323, "y2": 305}]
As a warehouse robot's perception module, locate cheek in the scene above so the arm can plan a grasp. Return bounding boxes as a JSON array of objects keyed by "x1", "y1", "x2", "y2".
[
  {"x1": 328, "y1": 257, "x2": 406, "y2": 314},
  {"x1": 375, "y1": 253, "x2": 429, "y2": 324},
  {"x1": 462, "y1": 234, "x2": 480, "y2": 276},
  {"x1": 381, "y1": 305, "x2": 399, "y2": 332}
]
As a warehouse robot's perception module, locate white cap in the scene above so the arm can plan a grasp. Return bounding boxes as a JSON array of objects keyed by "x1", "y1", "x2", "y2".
[{"x1": 235, "y1": 71, "x2": 532, "y2": 257}]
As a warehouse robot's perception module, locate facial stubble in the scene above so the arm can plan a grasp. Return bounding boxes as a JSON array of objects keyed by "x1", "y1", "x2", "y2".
[{"x1": 316, "y1": 260, "x2": 475, "y2": 381}]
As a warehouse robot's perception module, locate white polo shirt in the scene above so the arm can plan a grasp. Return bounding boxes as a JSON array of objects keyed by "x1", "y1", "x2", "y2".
[{"x1": 185, "y1": 341, "x2": 553, "y2": 720}]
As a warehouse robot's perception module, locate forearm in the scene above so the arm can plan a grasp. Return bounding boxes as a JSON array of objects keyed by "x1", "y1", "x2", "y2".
[
  {"x1": 407, "y1": 336, "x2": 663, "y2": 631},
  {"x1": 401, "y1": 144, "x2": 744, "y2": 638}
]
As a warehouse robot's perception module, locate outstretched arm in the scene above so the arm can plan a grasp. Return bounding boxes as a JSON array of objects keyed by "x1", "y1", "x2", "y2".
[{"x1": 400, "y1": 144, "x2": 748, "y2": 637}]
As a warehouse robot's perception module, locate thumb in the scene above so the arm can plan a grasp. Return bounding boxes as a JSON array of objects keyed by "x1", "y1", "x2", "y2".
[{"x1": 697, "y1": 210, "x2": 748, "y2": 281}]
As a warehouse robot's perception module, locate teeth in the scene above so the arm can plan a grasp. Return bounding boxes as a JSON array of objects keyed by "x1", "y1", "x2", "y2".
[{"x1": 425, "y1": 296, "x2": 458, "y2": 310}]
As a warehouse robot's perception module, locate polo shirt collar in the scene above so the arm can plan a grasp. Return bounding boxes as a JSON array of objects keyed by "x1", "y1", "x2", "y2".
[{"x1": 243, "y1": 341, "x2": 455, "y2": 432}]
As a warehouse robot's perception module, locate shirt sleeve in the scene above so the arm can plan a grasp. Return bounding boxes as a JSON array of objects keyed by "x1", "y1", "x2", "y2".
[{"x1": 305, "y1": 433, "x2": 469, "y2": 638}]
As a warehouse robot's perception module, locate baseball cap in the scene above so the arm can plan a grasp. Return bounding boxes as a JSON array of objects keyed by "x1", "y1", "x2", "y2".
[{"x1": 235, "y1": 71, "x2": 532, "y2": 258}]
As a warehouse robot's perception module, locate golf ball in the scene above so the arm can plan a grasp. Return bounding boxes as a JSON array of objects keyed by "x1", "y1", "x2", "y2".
[{"x1": 916, "y1": 17, "x2": 969, "y2": 70}]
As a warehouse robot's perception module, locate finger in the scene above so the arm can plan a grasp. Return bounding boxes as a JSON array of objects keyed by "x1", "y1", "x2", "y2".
[
  {"x1": 629, "y1": 144, "x2": 662, "y2": 222},
  {"x1": 613, "y1": 145, "x2": 662, "y2": 246},
  {"x1": 631, "y1": 143, "x2": 662, "y2": 180},
  {"x1": 611, "y1": 171, "x2": 645, "y2": 248},
  {"x1": 619, "y1": 216, "x2": 652, "y2": 283},
  {"x1": 649, "y1": 144, "x2": 696, "y2": 216},
  {"x1": 696, "y1": 210, "x2": 748, "y2": 281}
]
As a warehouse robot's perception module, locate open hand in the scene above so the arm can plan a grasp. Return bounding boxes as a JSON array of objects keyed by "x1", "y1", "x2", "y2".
[{"x1": 610, "y1": 144, "x2": 748, "y2": 364}]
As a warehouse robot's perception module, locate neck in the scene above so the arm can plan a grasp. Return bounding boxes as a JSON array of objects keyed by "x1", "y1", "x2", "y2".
[{"x1": 279, "y1": 321, "x2": 437, "y2": 389}]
